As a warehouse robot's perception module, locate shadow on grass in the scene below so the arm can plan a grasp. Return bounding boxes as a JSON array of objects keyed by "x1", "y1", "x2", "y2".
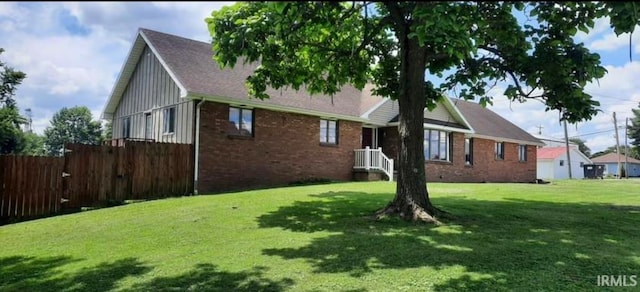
[
  {"x1": 0, "y1": 256, "x2": 149, "y2": 292},
  {"x1": 130, "y1": 264, "x2": 294, "y2": 292},
  {"x1": 257, "y1": 191, "x2": 640, "y2": 291},
  {"x1": 1, "y1": 256, "x2": 293, "y2": 292}
]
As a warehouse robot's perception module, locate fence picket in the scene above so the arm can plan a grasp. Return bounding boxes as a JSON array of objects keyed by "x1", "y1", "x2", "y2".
[{"x1": 1, "y1": 142, "x2": 193, "y2": 222}]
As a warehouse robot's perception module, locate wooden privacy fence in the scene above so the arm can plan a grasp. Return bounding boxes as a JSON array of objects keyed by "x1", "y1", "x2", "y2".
[
  {"x1": 1, "y1": 141, "x2": 194, "y2": 221},
  {"x1": 0, "y1": 155, "x2": 64, "y2": 219}
]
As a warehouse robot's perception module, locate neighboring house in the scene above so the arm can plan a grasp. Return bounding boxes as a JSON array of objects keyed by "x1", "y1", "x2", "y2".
[
  {"x1": 102, "y1": 28, "x2": 543, "y2": 193},
  {"x1": 533, "y1": 134, "x2": 593, "y2": 180},
  {"x1": 536, "y1": 147, "x2": 592, "y2": 180},
  {"x1": 591, "y1": 153, "x2": 640, "y2": 177}
]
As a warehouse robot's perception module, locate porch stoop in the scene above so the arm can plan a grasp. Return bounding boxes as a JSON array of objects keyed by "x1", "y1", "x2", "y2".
[{"x1": 352, "y1": 169, "x2": 396, "y2": 182}]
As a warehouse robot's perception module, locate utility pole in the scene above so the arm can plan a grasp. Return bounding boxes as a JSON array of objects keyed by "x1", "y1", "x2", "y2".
[
  {"x1": 563, "y1": 119, "x2": 572, "y2": 179},
  {"x1": 537, "y1": 125, "x2": 544, "y2": 135},
  {"x1": 25, "y1": 108, "x2": 33, "y2": 133},
  {"x1": 625, "y1": 117, "x2": 629, "y2": 179},
  {"x1": 613, "y1": 112, "x2": 622, "y2": 179}
]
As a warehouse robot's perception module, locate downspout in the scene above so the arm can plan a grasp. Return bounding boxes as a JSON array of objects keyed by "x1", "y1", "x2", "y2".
[{"x1": 194, "y1": 98, "x2": 205, "y2": 195}]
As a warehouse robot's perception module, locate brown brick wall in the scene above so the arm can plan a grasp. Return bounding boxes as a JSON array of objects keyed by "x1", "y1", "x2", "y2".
[
  {"x1": 380, "y1": 127, "x2": 537, "y2": 183},
  {"x1": 198, "y1": 102, "x2": 361, "y2": 193}
]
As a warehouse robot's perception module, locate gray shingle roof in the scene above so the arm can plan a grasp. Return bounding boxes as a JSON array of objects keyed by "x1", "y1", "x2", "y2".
[
  {"x1": 104, "y1": 28, "x2": 541, "y2": 146},
  {"x1": 591, "y1": 152, "x2": 640, "y2": 164},
  {"x1": 140, "y1": 28, "x2": 366, "y2": 119},
  {"x1": 451, "y1": 98, "x2": 542, "y2": 145}
]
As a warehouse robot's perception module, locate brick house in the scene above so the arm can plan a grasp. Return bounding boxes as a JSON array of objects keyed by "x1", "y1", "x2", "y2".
[{"x1": 102, "y1": 28, "x2": 543, "y2": 193}]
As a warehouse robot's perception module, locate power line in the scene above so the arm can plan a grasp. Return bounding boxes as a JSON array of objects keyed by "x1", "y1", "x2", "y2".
[
  {"x1": 569, "y1": 128, "x2": 618, "y2": 138},
  {"x1": 585, "y1": 91, "x2": 630, "y2": 102}
]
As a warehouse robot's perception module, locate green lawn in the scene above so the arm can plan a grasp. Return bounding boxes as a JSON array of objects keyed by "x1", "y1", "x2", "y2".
[{"x1": 1, "y1": 180, "x2": 639, "y2": 291}]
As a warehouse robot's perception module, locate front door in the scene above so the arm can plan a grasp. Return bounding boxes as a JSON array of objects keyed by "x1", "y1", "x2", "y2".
[{"x1": 362, "y1": 127, "x2": 375, "y2": 148}]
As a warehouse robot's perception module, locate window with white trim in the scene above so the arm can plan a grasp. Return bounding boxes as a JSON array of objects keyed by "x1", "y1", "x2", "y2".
[
  {"x1": 424, "y1": 129, "x2": 450, "y2": 161},
  {"x1": 518, "y1": 144, "x2": 527, "y2": 162},
  {"x1": 320, "y1": 119, "x2": 338, "y2": 144},
  {"x1": 495, "y1": 142, "x2": 505, "y2": 160},
  {"x1": 163, "y1": 107, "x2": 176, "y2": 134},
  {"x1": 465, "y1": 138, "x2": 473, "y2": 165},
  {"x1": 122, "y1": 116, "x2": 131, "y2": 138},
  {"x1": 228, "y1": 107, "x2": 253, "y2": 136}
]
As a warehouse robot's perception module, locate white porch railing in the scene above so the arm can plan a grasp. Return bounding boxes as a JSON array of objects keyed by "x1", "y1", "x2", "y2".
[{"x1": 354, "y1": 147, "x2": 394, "y2": 182}]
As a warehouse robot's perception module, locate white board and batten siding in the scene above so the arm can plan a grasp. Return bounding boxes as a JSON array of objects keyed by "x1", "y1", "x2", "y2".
[
  {"x1": 367, "y1": 99, "x2": 399, "y2": 125},
  {"x1": 112, "y1": 45, "x2": 194, "y2": 144},
  {"x1": 423, "y1": 102, "x2": 454, "y2": 122},
  {"x1": 366, "y1": 99, "x2": 457, "y2": 126}
]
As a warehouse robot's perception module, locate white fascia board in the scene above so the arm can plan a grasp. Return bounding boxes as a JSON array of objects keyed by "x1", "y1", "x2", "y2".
[
  {"x1": 186, "y1": 93, "x2": 370, "y2": 123},
  {"x1": 386, "y1": 122, "x2": 474, "y2": 134},
  {"x1": 470, "y1": 134, "x2": 546, "y2": 146}
]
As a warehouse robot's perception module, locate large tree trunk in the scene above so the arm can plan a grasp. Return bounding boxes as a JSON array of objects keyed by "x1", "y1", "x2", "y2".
[{"x1": 375, "y1": 21, "x2": 441, "y2": 224}]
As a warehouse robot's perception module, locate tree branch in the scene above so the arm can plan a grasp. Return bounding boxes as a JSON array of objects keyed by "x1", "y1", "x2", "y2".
[
  {"x1": 384, "y1": 2, "x2": 406, "y2": 37},
  {"x1": 478, "y1": 44, "x2": 542, "y2": 99}
]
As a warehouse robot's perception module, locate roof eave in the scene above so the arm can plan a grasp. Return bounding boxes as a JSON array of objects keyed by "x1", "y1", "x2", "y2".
[
  {"x1": 441, "y1": 97, "x2": 475, "y2": 133},
  {"x1": 360, "y1": 98, "x2": 390, "y2": 119},
  {"x1": 385, "y1": 121, "x2": 474, "y2": 134},
  {"x1": 101, "y1": 32, "x2": 145, "y2": 120},
  {"x1": 187, "y1": 92, "x2": 369, "y2": 123},
  {"x1": 101, "y1": 29, "x2": 189, "y2": 121},
  {"x1": 470, "y1": 133, "x2": 546, "y2": 146}
]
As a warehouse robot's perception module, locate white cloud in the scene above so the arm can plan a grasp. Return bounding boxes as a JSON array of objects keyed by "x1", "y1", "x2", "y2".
[
  {"x1": 574, "y1": 17, "x2": 611, "y2": 43},
  {"x1": 1, "y1": 2, "x2": 235, "y2": 135},
  {"x1": 62, "y1": 2, "x2": 234, "y2": 43},
  {"x1": 588, "y1": 25, "x2": 640, "y2": 52},
  {"x1": 480, "y1": 61, "x2": 640, "y2": 154}
]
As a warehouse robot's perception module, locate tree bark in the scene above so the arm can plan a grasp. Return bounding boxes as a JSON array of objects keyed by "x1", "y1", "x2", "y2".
[{"x1": 375, "y1": 15, "x2": 441, "y2": 224}]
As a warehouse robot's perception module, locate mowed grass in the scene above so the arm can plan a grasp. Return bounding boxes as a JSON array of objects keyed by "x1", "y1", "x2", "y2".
[{"x1": 1, "y1": 180, "x2": 639, "y2": 291}]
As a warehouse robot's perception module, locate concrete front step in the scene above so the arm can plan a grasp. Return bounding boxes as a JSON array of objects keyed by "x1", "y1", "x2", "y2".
[{"x1": 353, "y1": 169, "x2": 397, "y2": 182}]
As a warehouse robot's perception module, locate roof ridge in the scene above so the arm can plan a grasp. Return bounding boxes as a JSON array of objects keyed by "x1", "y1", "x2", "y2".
[{"x1": 139, "y1": 27, "x2": 211, "y2": 46}]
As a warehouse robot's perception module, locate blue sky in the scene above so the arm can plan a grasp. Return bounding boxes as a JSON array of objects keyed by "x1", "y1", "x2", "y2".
[{"x1": 1, "y1": 2, "x2": 638, "y2": 153}]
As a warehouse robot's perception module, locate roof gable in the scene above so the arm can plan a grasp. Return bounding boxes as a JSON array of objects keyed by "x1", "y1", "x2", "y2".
[
  {"x1": 104, "y1": 28, "x2": 370, "y2": 121},
  {"x1": 366, "y1": 96, "x2": 473, "y2": 133},
  {"x1": 150, "y1": 28, "x2": 364, "y2": 118}
]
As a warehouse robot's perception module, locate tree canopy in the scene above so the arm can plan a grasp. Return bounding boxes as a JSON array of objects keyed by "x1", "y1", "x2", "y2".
[
  {"x1": 569, "y1": 138, "x2": 591, "y2": 157},
  {"x1": 0, "y1": 48, "x2": 26, "y2": 109},
  {"x1": 629, "y1": 102, "x2": 640, "y2": 155},
  {"x1": 44, "y1": 106, "x2": 103, "y2": 156},
  {"x1": 0, "y1": 48, "x2": 27, "y2": 154},
  {"x1": 206, "y1": 2, "x2": 640, "y2": 222}
]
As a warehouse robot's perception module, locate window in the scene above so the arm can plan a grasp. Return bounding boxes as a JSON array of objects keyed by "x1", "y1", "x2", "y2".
[
  {"x1": 424, "y1": 129, "x2": 449, "y2": 161},
  {"x1": 518, "y1": 145, "x2": 527, "y2": 162},
  {"x1": 320, "y1": 119, "x2": 338, "y2": 144},
  {"x1": 465, "y1": 138, "x2": 473, "y2": 165},
  {"x1": 163, "y1": 107, "x2": 176, "y2": 134},
  {"x1": 145, "y1": 113, "x2": 153, "y2": 140},
  {"x1": 122, "y1": 116, "x2": 131, "y2": 138},
  {"x1": 495, "y1": 142, "x2": 504, "y2": 160},
  {"x1": 559, "y1": 160, "x2": 565, "y2": 166},
  {"x1": 228, "y1": 107, "x2": 253, "y2": 136},
  {"x1": 580, "y1": 162, "x2": 584, "y2": 168}
]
